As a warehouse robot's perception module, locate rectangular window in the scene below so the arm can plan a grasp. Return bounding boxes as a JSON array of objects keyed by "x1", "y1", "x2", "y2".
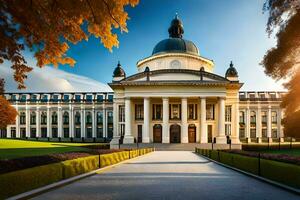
[
  {"x1": 108, "y1": 94, "x2": 113, "y2": 102},
  {"x1": 239, "y1": 128, "x2": 245, "y2": 138},
  {"x1": 225, "y1": 124, "x2": 231, "y2": 136},
  {"x1": 20, "y1": 95, "x2": 27, "y2": 102},
  {"x1": 206, "y1": 104, "x2": 215, "y2": 120},
  {"x1": 86, "y1": 95, "x2": 93, "y2": 103},
  {"x1": 108, "y1": 111, "x2": 113, "y2": 124},
  {"x1": 225, "y1": 106, "x2": 232, "y2": 122},
  {"x1": 239, "y1": 111, "x2": 245, "y2": 124},
  {"x1": 97, "y1": 112, "x2": 103, "y2": 124},
  {"x1": 272, "y1": 129, "x2": 277, "y2": 138},
  {"x1": 63, "y1": 95, "x2": 69, "y2": 102},
  {"x1": 97, "y1": 95, "x2": 103, "y2": 102},
  {"x1": 188, "y1": 104, "x2": 197, "y2": 120},
  {"x1": 152, "y1": 104, "x2": 162, "y2": 120},
  {"x1": 135, "y1": 104, "x2": 144, "y2": 120},
  {"x1": 170, "y1": 104, "x2": 181, "y2": 120},
  {"x1": 51, "y1": 95, "x2": 59, "y2": 103},
  {"x1": 250, "y1": 111, "x2": 256, "y2": 124},
  {"x1": 271, "y1": 111, "x2": 277, "y2": 124},
  {"x1": 31, "y1": 95, "x2": 37, "y2": 103},
  {"x1": 119, "y1": 106, "x2": 125, "y2": 122},
  {"x1": 41, "y1": 95, "x2": 48, "y2": 103},
  {"x1": 75, "y1": 95, "x2": 81, "y2": 102},
  {"x1": 261, "y1": 111, "x2": 267, "y2": 124},
  {"x1": 250, "y1": 128, "x2": 256, "y2": 138},
  {"x1": 262, "y1": 128, "x2": 267, "y2": 138}
]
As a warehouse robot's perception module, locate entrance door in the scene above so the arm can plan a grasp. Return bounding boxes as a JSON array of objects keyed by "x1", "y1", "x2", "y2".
[
  {"x1": 208, "y1": 125, "x2": 213, "y2": 143},
  {"x1": 153, "y1": 124, "x2": 162, "y2": 143},
  {"x1": 170, "y1": 124, "x2": 181, "y2": 143},
  {"x1": 188, "y1": 125, "x2": 196, "y2": 143},
  {"x1": 137, "y1": 125, "x2": 142, "y2": 143}
]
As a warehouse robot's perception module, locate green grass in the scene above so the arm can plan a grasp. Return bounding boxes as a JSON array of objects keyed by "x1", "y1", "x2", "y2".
[
  {"x1": 0, "y1": 139, "x2": 104, "y2": 159},
  {"x1": 258, "y1": 149, "x2": 300, "y2": 156}
]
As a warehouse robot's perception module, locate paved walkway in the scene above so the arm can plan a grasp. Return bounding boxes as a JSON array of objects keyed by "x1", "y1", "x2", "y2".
[{"x1": 32, "y1": 151, "x2": 299, "y2": 200}]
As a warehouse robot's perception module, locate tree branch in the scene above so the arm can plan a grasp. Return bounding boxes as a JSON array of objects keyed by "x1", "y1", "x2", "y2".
[{"x1": 101, "y1": 0, "x2": 122, "y2": 29}]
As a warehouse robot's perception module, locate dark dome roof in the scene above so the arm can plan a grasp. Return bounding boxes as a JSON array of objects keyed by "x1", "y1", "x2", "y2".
[
  {"x1": 152, "y1": 38, "x2": 199, "y2": 56},
  {"x1": 152, "y1": 14, "x2": 199, "y2": 56},
  {"x1": 225, "y1": 61, "x2": 238, "y2": 77},
  {"x1": 113, "y1": 61, "x2": 126, "y2": 77}
]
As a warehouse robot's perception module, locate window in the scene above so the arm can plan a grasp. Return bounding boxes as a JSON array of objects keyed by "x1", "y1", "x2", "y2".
[
  {"x1": 97, "y1": 95, "x2": 103, "y2": 102},
  {"x1": 41, "y1": 112, "x2": 47, "y2": 125},
  {"x1": 12, "y1": 95, "x2": 17, "y2": 101},
  {"x1": 119, "y1": 106, "x2": 125, "y2": 122},
  {"x1": 75, "y1": 128, "x2": 81, "y2": 138},
  {"x1": 250, "y1": 111, "x2": 256, "y2": 124},
  {"x1": 239, "y1": 128, "x2": 245, "y2": 138},
  {"x1": 97, "y1": 112, "x2": 103, "y2": 124},
  {"x1": 188, "y1": 104, "x2": 197, "y2": 120},
  {"x1": 108, "y1": 94, "x2": 113, "y2": 102},
  {"x1": 52, "y1": 112, "x2": 58, "y2": 125},
  {"x1": 206, "y1": 104, "x2": 215, "y2": 120},
  {"x1": 63, "y1": 128, "x2": 69, "y2": 138},
  {"x1": 249, "y1": 93, "x2": 255, "y2": 100},
  {"x1": 75, "y1": 95, "x2": 81, "y2": 102},
  {"x1": 30, "y1": 112, "x2": 36, "y2": 125},
  {"x1": 86, "y1": 95, "x2": 93, "y2": 103},
  {"x1": 170, "y1": 104, "x2": 181, "y2": 120},
  {"x1": 75, "y1": 112, "x2": 81, "y2": 124},
  {"x1": 20, "y1": 112, "x2": 26, "y2": 125},
  {"x1": 250, "y1": 128, "x2": 256, "y2": 138},
  {"x1": 63, "y1": 95, "x2": 69, "y2": 102},
  {"x1": 272, "y1": 129, "x2": 277, "y2": 138},
  {"x1": 135, "y1": 104, "x2": 144, "y2": 120},
  {"x1": 239, "y1": 111, "x2": 245, "y2": 124},
  {"x1": 86, "y1": 112, "x2": 92, "y2": 124},
  {"x1": 107, "y1": 111, "x2": 113, "y2": 124},
  {"x1": 31, "y1": 95, "x2": 37, "y2": 103},
  {"x1": 269, "y1": 93, "x2": 276, "y2": 99},
  {"x1": 262, "y1": 128, "x2": 267, "y2": 138},
  {"x1": 225, "y1": 124, "x2": 231, "y2": 136},
  {"x1": 261, "y1": 111, "x2": 267, "y2": 124},
  {"x1": 271, "y1": 111, "x2": 277, "y2": 124},
  {"x1": 20, "y1": 95, "x2": 27, "y2": 102},
  {"x1": 63, "y1": 112, "x2": 69, "y2": 125},
  {"x1": 152, "y1": 104, "x2": 162, "y2": 120},
  {"x1": 41, "y1": 95, "x2": 48, "y2": 103},
  {"x1": 51, "y1": 95, "x2": 59, "y2": 103},
  {"x1": 225, "y1": 106, "x2": 232, "y2": 122}
]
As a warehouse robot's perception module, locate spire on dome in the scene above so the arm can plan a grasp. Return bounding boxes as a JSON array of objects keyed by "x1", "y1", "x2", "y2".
[{"x1": 168, "y1": 13, "x2": 184, "y2": 38}]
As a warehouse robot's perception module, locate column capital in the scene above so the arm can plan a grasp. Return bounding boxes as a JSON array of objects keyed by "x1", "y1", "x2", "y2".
[
  {"x1": 143, "y1": 97, "x2": 150, "y2": 100},
  {"x1": 181, "y1": 97, "x2": 187, "y2": 101},
  {"x1": 162, "y1": 97, "x2": 169, "y2": 101},
  {"x1": 124, "y1": 97, "x2": 131, "y2": 101},
  {"x1": 218, "y1": 96, "x2": 226, "y2": 100}
]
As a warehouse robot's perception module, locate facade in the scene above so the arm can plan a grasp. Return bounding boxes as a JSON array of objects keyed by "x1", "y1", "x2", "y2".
[
  {"x1": 2, "y1": 93, "x2": 114, "y2": 141},
  {"x1": 3, "y1": 16, "x2": 285, "y2": 144}
]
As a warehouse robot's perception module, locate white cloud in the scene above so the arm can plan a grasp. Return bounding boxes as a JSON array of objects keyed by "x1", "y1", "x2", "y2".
[{"x1": 0, "y1": 62, "x2": 112, "y2": 93}]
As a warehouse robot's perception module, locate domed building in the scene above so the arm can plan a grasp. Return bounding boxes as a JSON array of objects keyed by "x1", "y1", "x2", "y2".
[{"x1": 109, "y1": 15, "x2": 285, "y2": 146}]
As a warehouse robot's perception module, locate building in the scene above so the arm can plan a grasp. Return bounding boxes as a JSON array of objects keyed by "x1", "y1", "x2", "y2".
[{"x1": 3, "y1": 16, "x2": 285, "y2": 144}]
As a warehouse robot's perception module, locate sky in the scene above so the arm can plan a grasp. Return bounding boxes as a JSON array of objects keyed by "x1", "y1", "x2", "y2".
[{"x1": 1, "y1": 0, "x2": 286, "y2": 92}]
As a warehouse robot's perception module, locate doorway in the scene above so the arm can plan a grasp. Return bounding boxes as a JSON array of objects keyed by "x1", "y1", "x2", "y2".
[
  {"x1": 137, "y1": 125, "x2": 142, "y2": 143},
  {"x1": 153, "y1": 124, "x2": 162, "y2": 143},
  {"x1": 208, "y1": 125, "x2": 213, "y2": 143},
  {"x1": 188, "y1": 124, "x2": 196, "y2": 143},
  {"x1": 170, "y1": 124, "x2": 181, "y2": 143}
]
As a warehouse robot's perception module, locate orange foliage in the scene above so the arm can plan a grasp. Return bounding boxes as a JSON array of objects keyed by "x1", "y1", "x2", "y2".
[{"x1": 0, "y1": 0, "x2": 139, "y2": 89}]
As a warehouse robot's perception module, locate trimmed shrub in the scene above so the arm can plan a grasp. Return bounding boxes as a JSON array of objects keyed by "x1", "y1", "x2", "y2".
[
  {"x1": 100, "y1": 151, "x2": 129, "y2": 168},
  {"x1": 0, "y1": 162, "x2": 63, "y2": 199},
  {"x1": 62, "y1": 155, "x2": 99, "y2": 178},
  {"x1": 261, "y1": 159, "x2": 300, "y2": 189}
]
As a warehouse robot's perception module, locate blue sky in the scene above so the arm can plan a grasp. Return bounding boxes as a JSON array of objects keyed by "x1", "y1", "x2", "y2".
[{"x1": 2, "y1": 0, "x2": 286, "y2": 92}]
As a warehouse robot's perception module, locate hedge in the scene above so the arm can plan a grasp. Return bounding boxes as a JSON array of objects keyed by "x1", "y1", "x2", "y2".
[
  {"x1": 0, "y1": 148, "x2": 153, "y2": 199},
  {"x1": 195, "y1": 148, "x2": 300, "y2": 189}
]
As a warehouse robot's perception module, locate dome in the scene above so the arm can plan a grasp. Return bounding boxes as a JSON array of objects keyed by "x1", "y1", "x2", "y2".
[
  {"x1": 152, "y1": 38, "x2": 199, "y2": 56},
  {"x1": 113, "y1": 61, "x2": 126, "y2": 77},
  {"x1": 225, "y1": 61, "x2": 238, "y2": 77},
  {"x1": 152, "y1": 14, "x2": 199, "y2": 56}
]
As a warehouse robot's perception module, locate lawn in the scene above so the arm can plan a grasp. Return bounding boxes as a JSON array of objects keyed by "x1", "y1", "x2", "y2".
[{"x1": 0, "y1": 139, "x2": 106, "y2": 159}]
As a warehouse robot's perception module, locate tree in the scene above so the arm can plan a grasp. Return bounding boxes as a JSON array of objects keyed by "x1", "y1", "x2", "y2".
[
  {"x1": 262, "y1": 0, "x2": 300, "y2": 137},
  {"x1": 0, "y1": 0, "x2": 139, "y2": 89},
  {"x1": 0, "y1": 79, "x2": 18, "y2": 129}
]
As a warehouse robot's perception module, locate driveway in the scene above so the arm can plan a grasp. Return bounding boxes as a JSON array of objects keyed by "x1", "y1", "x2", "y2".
[{"x1": 32, "y1": 151, "x2": 299, "y2": 200}]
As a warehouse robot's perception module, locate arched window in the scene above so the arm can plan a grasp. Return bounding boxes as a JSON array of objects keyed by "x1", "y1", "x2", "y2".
[
  {"x1": 86, "y1": 112, "x2": 92, "y2": 124},
  {"x1": 75, "y1": 112, "x2": 81, "y2": 125},
  {"x1": 63, "y1": 111, "x2": 69, "y2": 125},
  {"x1": 239, "y1": 111, "x2": 245, "y2": 124},
  {"x1": 97, "y1": 112, "x2": 103, "y2": 124},
  {"x1": 30, "y1": 112, "x2": 36, "y2": 125},
  {"x1": 20, "y1": 112, "x2": 26, "y2": 125},
  {"x1": 41, "y1": 112, "x2": 47, "y2": 125},
  {"x1": 52, "y1": 112, "x2": 58, "y2": 125}
]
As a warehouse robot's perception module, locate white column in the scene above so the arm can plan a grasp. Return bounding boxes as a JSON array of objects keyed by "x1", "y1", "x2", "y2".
[
  {"x1": 216, "y1": 97, "x2": 226, "y2": 144},
  {"x1": 231, "y1": 103, "x2": 240, "y2": 144},
  {"x1": 162, "y1": 97, "x2": 169, "y2": 143},
  {"x1": 124, "y1": 98, "x2": 134, "y2": 143},
  {"x1": 256, "y1": 106, "x2": 262, "y2": 143},
  {"x1": 267, "y1": 106, "x2": 272, "y2": 141},
  {"x1": 246, "y1": 107, "x2": 251, "y2": 143},
  {"x1": 16, "y1": 106, "x2": 20, "y2": 138},
  {"x1": 181, "y1": 98, "x2": 188, "y2": 143},
  {"x1": 26, "y1": 106, "x2": 30, "y2": 138},
  {"x1": 110, "y1": 102, "x2": 120, "y2": 144},
  {"x1": 92, "y1": 107, "x2": 96, "y2": 138},
  {"x1": 47, "y1": 107, "x2": 51, "y2": 138},
  {"x1": 58, "y1": 107, "x2": 62, "y2": 138},
  {"x1": 200, "y1": 97, "x2": 207, "y2": 143},
  {"x1": 143, "y1": 97, "x2": 150, "y2": 143},
  {"x1": 36, "y1": 107, "x2": 41, "y2": 138},
  {"x1": 80, "y1": 108, "x2": 85, "y2": 138},
  {"x1": 69, "y1": 106, "x2": 73, "y2": 138},
  {"x1": 6, "y1": 126, "x2": 11, "y2": 138}
]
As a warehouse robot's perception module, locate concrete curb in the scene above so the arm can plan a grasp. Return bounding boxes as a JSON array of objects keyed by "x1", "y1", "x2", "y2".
[
  {"x1": 7, "y1": 151, "x2": 154, "y2": 200},
  {"x1": 195, "y1": 153, "x2": 300, "y2": 195}
]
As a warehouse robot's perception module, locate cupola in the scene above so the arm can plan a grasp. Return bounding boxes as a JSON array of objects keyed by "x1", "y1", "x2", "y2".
[
  {"x1": 113, "y1": 61, "x2": 126, "y2": 82},
  {"x1": 225, "y1": 61, "x2": 239, "y2": 81}
]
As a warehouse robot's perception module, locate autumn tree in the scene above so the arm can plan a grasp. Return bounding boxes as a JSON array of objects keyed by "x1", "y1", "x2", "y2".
[
  {"x1": 262, "y1": 0, "x2": 300, "y2": 137},
  {"x1": 0, "y1": 0, "x2": 139, "y2": 89},
  {"x1": 0, "y1": 79, "x2": 18, "y2": 129}
]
